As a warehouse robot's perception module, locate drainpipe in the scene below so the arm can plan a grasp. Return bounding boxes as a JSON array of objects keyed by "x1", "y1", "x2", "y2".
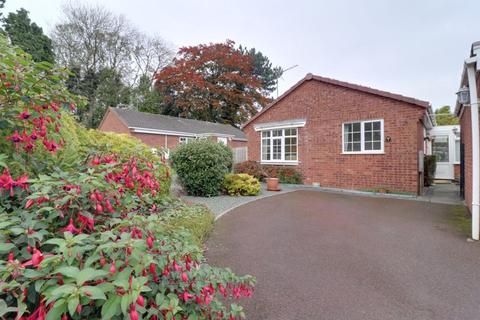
[{"x1": 466, "y1": 44, "x2": 480, "y2": 240}]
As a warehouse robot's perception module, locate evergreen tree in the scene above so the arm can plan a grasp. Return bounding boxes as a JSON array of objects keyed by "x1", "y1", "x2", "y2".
[{"x1": 3, "y1": 8, "x2": 54, "y2": 63}]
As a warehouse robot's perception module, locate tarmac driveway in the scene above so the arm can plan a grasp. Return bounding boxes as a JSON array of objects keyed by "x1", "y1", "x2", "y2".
[{"x1": 205, "y1": 190, "x2": 480, "y2": 320}]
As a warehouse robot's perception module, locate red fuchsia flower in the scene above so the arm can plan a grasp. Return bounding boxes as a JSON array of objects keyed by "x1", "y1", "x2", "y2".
[
  {"x1": 172, "y1": 260, "x2": 182, "y2": 272},
  {"x1": 8, "y1": 130, "x2": 23, "y2": 144},
  {"x1": 136, "y1": 295, "x2": 145, "y2": 307},
  {"x1": 181, "y1": 272, "x2": 188, "y2": 283},
  {"x1": 25, "y1": 199, "x2": 35, "y2": 209},
  {"x1": 23, "y1": 143, "x2": 34, "y2": 153},
  {"x1": 50, "y1": 102, "x2": 60, "y2": 112},
  {"x1": 77, "y1": 214, "x2": 94, "y2": 231},
  {"x1": 179, "y1": 290, "x2": 194, "y2": 301},
  {"x1": 8, "y1": 252, "x2": 14, "y2": 262},
  {"x1": 62, "y1": 218, "x2": 79, "y2": 234},
  {"x1": 105, "y1": 199, "x2": 114, "y2": 213},
  {"x1": 18, "y1": 109, "x2": 31, "y2": 120},
  {"x1": 22, "y1": 248, "x2": 44, "y2": 268},
  {"x1": 29, "y1": 130, "x2": 38, "y2": 141},
  {"x1": 109, "y1": 261, "x2": 116, "y2": 274},
  {"x1": 147, "y1": 236, "x2": 154, "y2": 249},
  {"x1": 161, "y1": 266, "x2": 170, "y2": 277},
  {"x1": 69, "y1": 103, "x2": 76, "y2": 111},
  {"x1": 129, "y1": 305, "x2": 139, "y2": 320},
  {"x1": 26, "y1": 300, "x2": 46, "y2": 320}
]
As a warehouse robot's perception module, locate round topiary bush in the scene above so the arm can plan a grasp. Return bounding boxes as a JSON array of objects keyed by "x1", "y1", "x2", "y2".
[
  {"x1": 223, "y1": 173, "x2": 261, "y2": 196},
  {"x1": 171, "y1": 139, "x2": 233, "y2": 196}
]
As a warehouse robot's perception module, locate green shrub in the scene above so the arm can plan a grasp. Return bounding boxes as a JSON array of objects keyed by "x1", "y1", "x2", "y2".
[
  {"x1": 234, "y1": 160, "x2": 266, "y2": 180},
  {"x1": 223, "y1": 173, "x2": 261, "y2": 196},
  {"x1": 171, "y1": 140, "x2": 233, "y2": 196},
  {"x1": 263, "y1": 166, "x2": 303, "y2": 184},
  {"x1": 163, "y1": 202, "x2": 215, "y2": 246},
  {"x1": 424, "y1": 155, "x2": 437, "y2": 186},
  {"x1": 0, "y1": 36, "x2": 254, "y2": 320}
]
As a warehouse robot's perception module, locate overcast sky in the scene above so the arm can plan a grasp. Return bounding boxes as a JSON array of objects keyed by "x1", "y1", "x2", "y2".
[{"x1": 3, "y1": 0, "x2": 479, "y2": 110}]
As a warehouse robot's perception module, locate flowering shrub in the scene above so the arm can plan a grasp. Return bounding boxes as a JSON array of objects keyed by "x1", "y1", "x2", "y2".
[
  {"x1": 223, "y1": 174, "x2": 260, "y2": 196},
  {"x1": 262, "y1": 166, "x2": 303, "y2": 184},
  {"x1": 171, "y1": 140, "x2": 233, "y2": 197},
  {"x1": 0, "y1": 35, "x2": 254, "y2": 319},
  {"x1": 233, "y1": 161, "x2": 266, "y2": 181}
]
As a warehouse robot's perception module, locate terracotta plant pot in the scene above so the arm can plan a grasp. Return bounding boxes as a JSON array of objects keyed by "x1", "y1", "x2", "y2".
[{"x1": 266, "y1": 177, "x2": 280, "y2": 191}]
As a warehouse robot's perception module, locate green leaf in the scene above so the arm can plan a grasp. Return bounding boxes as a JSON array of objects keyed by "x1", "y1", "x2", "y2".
[
  {"x1": 55, "y1": 266, "x2": 79, "y2": 278},
  {"x1": 46, "y1": 299, "x2": 66, "y2": 320},
  {"x1": 80, "y1": 286, "x2": 106, "y2": 300},
  {"x1": 102, "y1": 295, "x2": 121, "y2": 319},
  {"x1": 67, "y1": 296, "x2": 79, "y2": 317},
  {"x1": 50, "y1": 284, "x2": 76, "y2": 299},
  {"x1": 0, "y1": 243, "x2": 15, "y2": 254},
  {"x1": 76, "y1": 268, "x2": 108, "y2": 286},
  {"x1": 121, "y1": 293, "x2": 132, "y2": 315}
]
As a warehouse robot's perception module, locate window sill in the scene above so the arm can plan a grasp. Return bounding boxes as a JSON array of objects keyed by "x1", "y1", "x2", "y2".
[
  {"x1": 342, "y1": 151, "x2": 385, "y2": 155},
  {"x1": 261, "y1": 161, "x2": 299, "y2": 166}
]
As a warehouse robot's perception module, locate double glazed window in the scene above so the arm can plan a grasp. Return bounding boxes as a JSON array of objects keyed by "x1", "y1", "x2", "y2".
[
  {"x1": 179, "y1": 137, "x2": 194, "y2": 144},
  {"x1": 261, "y1": 128, "x2": 298, "y2": 162},
  {"x1": 432, "y1": 136, "x2": 449, "y2": 162},
  {"x1": 343, "y1": 120, "x2": 383, "y2": 153}
]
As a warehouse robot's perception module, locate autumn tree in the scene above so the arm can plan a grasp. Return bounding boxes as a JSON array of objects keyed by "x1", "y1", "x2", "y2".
[
  {"x1": 435, "y1": 105, "x2": 459, "y2": 125},
  {"x1": 155, "y1": 40, "x2": 269, "y2": 127},
  {"x1": 2, "y1": 8, "x2": 54, "y2": 63}
]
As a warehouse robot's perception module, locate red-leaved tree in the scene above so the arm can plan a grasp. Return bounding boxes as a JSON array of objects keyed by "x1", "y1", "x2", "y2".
[{"x1": 154, "y1": 40, "x2": 269, "y2": 127}]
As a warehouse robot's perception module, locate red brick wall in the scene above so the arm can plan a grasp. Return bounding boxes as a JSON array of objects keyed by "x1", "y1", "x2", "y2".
[
  {"x1": 99, "y1": 109, "x2": 247, "y2": 150},
  {"x1": 243, "y1": 80, "x2": 427, "y2": 194},
  {"x1": 454, "y1": 164, "x2": 460, "y2": 181},
  {"x1": 98, "y1": 109, "x2": 130, "y2": 134}
]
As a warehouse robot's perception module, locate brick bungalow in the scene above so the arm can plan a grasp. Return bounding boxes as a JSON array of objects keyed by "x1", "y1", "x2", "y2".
[
  {"x1": 242, "y1": 73, "x2": 433, "y2": 195},
  {"x1": 455, "y1": 41, "x2": 480, "y2": 219},
  {"x1": 99, "y1": 107, "x2": 247, "y2": 159}
]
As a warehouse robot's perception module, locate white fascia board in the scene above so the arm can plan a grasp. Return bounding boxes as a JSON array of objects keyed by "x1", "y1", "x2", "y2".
[
  {"x1": 130, "y1": 127, "x2": 196, "y2": 137},
  {"x1": 198, "y1": 132, "x2": 236, "y2": 138},
  {"x1": 254, "y1": 119, "x2": 306, "y2": 131}
]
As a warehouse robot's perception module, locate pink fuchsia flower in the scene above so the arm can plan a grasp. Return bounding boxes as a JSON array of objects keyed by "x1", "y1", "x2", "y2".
[
  {"x1": 8, "y1": 130, "x2": 23, "y2": 144},
  {"x1": 77, "y1": 214, "x2": 94, "y2": 231},
  {"x1": 179, "y1": 290, "x2": 194, "y2": 301},
  {"x1": 62, "y1": 218, "x2": 79, "y2": 234},
  {"x1": 18, "y1": 110, "x2": 31, "y2": 120}
]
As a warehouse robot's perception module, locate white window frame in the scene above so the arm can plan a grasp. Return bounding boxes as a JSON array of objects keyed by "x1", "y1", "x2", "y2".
[
  {"x1": 217, "y1": 137, "x2": 228, "y2": 145},
  {"x1": 342, "y1": 119, "x2": 384, "y2": 154},
  {"x1": 454, "y1": 138, "x2": 461, "y2": 164},
  {"x1": 260, "y1": 127, "x2": 299, "y2": 165},
  {"x1": 179, "y1": 137, "x2": 194, "y2": 144}
]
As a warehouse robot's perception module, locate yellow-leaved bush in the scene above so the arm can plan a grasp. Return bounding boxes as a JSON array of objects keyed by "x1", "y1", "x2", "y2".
[{"x1": 223, "y1": 173, "x2": 261, "y2": 196}]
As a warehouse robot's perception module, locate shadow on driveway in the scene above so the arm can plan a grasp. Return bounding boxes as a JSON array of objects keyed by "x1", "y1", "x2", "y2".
[{"x1": 205, "y1": 190, "x2": 480, "y2": 320}]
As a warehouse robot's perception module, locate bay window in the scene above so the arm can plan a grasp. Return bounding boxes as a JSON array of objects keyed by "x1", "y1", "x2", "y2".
[
  {"x1": 343, "y1": 119, "x2": 384, "y2": 154},
  {"x1": 261, "y1": 128, "x2": 298, "y2": 163}
]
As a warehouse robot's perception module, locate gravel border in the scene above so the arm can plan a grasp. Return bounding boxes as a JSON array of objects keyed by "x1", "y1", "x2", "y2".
[{"x1": 181, "y1": 184, "x2": 298, "y2": 218}]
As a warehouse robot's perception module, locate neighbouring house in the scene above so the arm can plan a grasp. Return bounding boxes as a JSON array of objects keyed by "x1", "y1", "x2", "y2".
[
  {"x1": 99, "y1": 107, "x2": 248, "y2": 161},
  {"x1": 430, "y1": 125, "x2": 461, "y2": 181},
  {"x1": 455, "y1": 41, "x2": 480, "y2": 221},
  {"x1": 242, "y1": 73, "x2": 434, "y2": 195}
]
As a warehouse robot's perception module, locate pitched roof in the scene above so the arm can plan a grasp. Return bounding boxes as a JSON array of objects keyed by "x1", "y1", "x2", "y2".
[
  {"x1": 109, "y1": 107, "x2": 246, "y2": 140},
  {"x1": 242, "y1": 73, "x2": 430, "y2": 129}
]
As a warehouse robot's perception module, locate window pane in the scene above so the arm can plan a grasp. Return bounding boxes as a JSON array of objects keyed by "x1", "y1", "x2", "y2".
[
  {"x1": 262, "y1": 131, "x2": 270, "y2": 138},
  {"x1": 365, "y1": 142, "x2": 372, "y2": 150},
  {"x1": 273, "y1": 130, "x2": 282, "y2": 137},
  {"x1": 353, "y1": 132, "x2": 361, "y2": 142},
  {"x1": 261, "y1": 137, "x2": 270, "y2": 160},
  {"x1": 353, "y1": 123, "x2": 361, "y2": 132},
  {"x1": 272, "y1": 138, "x2": 282, "y2": 160},
  {"x1": 373, "y1": 131, "x2": 381, "y2": 141},
  {"x1": 373, "y1": 142, "x2": 381, "y2": 150},
  {"x1": 345, "y1": 143, "x2": 352, "y2": 152},
  {"x1": 353, "y1": 143, "x2": 361, "y2": 151},
  {"x1": 365, "y1": 132, "x2": 372, "y2": 142},
  {"x1": 373, "y1": 121, "x2": 381, "y2": 130},
  {"x1": 365, "y1": 122, "x2": 372, "y2": 131},
  {"x1": 433, "y1": 136, "x2": 449, "y2": 162}
]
